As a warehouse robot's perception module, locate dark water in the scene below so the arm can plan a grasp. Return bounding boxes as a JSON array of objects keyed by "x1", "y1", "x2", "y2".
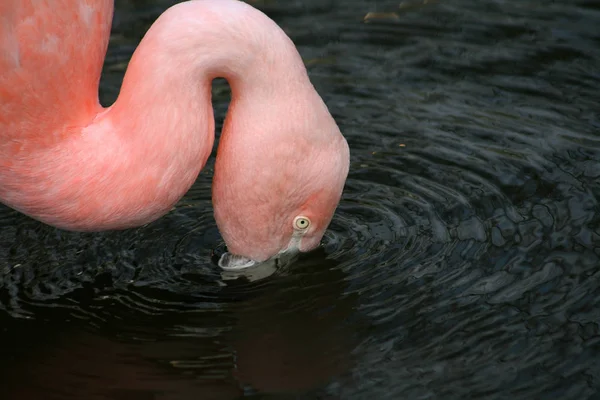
[{"x1": 2, "y1": 0, "x2": 600, "y2": 398}]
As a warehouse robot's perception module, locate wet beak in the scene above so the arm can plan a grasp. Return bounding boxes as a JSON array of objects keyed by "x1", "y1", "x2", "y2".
[
  {"x1": 218, "y1": 244, "x2": 302, "y2": 271},
  {"x1": 217, "y1": 231, "x2": 306, "y2": 271},
  {"x1": 218, "y1": 253, "x2": 257, "y2": 270}
]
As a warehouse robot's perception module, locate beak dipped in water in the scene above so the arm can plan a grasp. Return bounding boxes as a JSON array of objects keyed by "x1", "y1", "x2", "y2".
[{"x1": 218, "y1": 252, "x2": 258, "y2": 270}]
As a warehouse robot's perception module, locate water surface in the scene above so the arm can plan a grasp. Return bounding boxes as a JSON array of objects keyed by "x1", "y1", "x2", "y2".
[{"x1": 1, "y1": 0, "x2": 600, "y2": 398}]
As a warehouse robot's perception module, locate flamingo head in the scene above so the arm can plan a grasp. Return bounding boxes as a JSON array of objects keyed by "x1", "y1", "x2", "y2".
[{"x1": 212, "y1": 99, "x2": 350, "y2": 270}]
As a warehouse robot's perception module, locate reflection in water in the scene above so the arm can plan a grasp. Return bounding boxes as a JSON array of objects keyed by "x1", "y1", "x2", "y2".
[
  {"x1": 231, "y1": 253, "x2": 359, "y2": 393},
  {"x1": 2, "y1": 0, "x2": 600, "y2": 399},
  {"x1": 1, "y1": 251, "x2": 359, "y2": 398}
]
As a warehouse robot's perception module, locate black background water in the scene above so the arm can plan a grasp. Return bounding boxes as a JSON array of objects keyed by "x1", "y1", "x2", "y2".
[{"x1": 1, "y1": 0, "x2": 600, "y2": 398}]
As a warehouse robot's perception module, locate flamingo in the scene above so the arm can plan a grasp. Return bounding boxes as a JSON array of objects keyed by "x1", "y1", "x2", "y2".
[{"x1": 0, "y1": 0, "x2": 349, "y2": 269}]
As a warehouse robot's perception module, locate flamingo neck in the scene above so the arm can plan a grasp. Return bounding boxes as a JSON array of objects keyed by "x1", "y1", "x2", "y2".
[
  {"x1": 0, "y1": 0, "x2": 326, "y2": 233},
  {"x1": 69, "y1": 0, "x2": 314, "y2": 230},
  {"x1": 104, "y1": 0, "x2": 309, "y2": 142}
]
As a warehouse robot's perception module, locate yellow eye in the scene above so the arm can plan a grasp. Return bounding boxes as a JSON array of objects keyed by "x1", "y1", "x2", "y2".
[{"x1": 293, "y1": 216, "x2": 311, "y2": 230}]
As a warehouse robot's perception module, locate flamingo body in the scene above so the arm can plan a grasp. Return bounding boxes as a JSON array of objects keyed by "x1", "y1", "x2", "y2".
[{"x1": 0, "y1": 0, "x2": 349, "y2": 263}]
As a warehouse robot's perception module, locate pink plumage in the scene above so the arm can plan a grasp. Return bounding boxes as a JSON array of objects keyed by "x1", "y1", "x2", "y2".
[{"x1": 0, "y1": 0, "x2": 349, "y2": 264}]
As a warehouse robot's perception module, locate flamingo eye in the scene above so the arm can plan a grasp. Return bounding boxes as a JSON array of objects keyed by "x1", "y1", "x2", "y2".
[{"x1": 293, "y1": 216, "x2": 311, "y2": 230}]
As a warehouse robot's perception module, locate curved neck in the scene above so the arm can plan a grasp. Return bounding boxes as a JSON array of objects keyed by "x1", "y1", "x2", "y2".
[
  {"x1": 65, "y1": 0, "x2": 318, "y2": 230},
  {"x1": 0, "y1": 0, "x2": 335, "y2": 233},
  {"x1": 103, "y1": 0, "x2": 310, "y2": 142}
]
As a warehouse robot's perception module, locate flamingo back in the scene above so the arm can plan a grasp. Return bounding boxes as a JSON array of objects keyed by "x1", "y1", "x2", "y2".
[{"x1": 0, "y1": 0, "x2": 112, "y2": 149}]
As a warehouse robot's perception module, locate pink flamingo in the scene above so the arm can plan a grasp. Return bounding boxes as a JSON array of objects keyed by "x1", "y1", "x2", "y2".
[{"x1": 0, "y1": 0, "x2": 349, "y2": 268}]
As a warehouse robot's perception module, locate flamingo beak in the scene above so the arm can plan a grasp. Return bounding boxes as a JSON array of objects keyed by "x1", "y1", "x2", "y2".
[
  {"x1": 218, "y1": 248, "x2": 302, "y2": 271},
  {"x1": 217, "y1": 228, "x2": 308, "y2": 271},
  {"x1": 218, "y1": 253, "x2": 257, "y2": 270},
  {"x1": 218, "y1": 239, "x2": 304, "y2": 271}
]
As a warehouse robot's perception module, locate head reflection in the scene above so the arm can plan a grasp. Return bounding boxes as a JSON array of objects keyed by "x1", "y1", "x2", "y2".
[{"x1": 1, "y1": 249, "x2": 359, "y2": 399}]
